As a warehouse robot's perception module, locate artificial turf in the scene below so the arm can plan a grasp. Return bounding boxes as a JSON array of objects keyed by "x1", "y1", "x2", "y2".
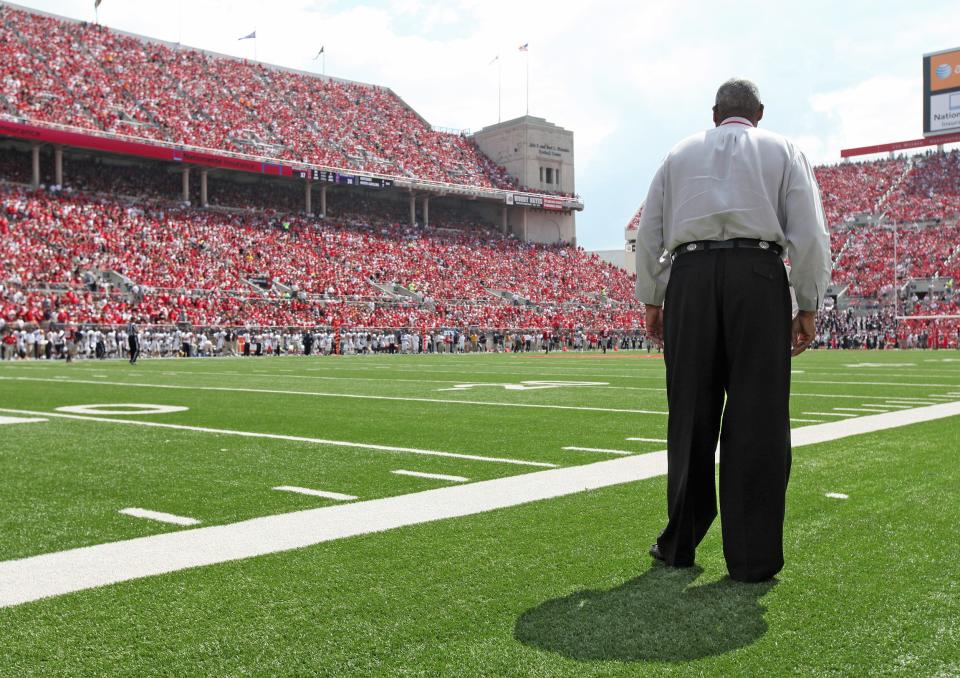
[{"x1": 0, "y1": 350, "x2": 958, "y2": 675}]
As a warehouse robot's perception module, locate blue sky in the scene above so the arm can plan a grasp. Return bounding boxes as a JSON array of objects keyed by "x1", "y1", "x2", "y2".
[{"x1": 13, "y1": 0, "x2": 960, "y2": 249}]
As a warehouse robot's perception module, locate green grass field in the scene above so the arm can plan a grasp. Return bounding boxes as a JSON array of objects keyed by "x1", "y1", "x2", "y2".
[{"x1": 0, "y1": 350, "x2": 958, "y2": 676}]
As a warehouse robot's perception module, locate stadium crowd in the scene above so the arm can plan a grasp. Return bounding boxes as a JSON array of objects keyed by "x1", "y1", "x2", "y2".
[
  {"x1": 0, "y1": 161, "x2": 639, "y2": 334},
  {"x1": 5, "y1": 0, "x2": 960, "y2": 356},
  {"x1": 7, "y1": 144, "x2": 960, "y2": 355},
  {"x1": 0, "y1": 4, "x2": 548, "y2": 193}
]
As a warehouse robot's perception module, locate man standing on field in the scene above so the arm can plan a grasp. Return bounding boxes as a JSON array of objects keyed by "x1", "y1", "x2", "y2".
[
  {"x1": 635, "y1": 79, "x2": 831, "y2": 582},
  {"x1": 127, "y1": 321, "x2": 140, "y2": 365}
]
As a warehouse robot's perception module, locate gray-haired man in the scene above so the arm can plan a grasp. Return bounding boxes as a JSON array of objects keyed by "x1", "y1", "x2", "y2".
[{"x1": 635, "y1": 78, "x2": 831, "y2": 582}]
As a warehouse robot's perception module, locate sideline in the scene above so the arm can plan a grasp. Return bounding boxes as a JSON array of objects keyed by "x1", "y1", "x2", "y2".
[{"x1": 1, "y1": 400, "x2": 958, "y2": 608}]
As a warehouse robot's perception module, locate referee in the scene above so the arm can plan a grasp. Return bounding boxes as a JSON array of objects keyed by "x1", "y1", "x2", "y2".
[
  {"x1": 635, "y1": 79, "x2": 831, "y2": 582},
  {"x1": 127, "y1": 321, "x2": 140, "y2": 365}
]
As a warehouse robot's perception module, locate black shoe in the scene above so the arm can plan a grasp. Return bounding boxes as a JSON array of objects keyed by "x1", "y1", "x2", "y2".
[{"x1": 649, "y1": 543, "x2": 694, "y2": 568}]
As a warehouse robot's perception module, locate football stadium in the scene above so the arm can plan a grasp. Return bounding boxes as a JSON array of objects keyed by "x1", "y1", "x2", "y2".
[{"x1": 1, "y1": 2, "x2": 959, "y2": 676}]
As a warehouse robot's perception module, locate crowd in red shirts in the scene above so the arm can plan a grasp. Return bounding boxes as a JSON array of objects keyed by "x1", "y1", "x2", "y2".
[
  {"x1": 7, "y1": 146, "x2": 960, "y2": 336},
  {"x1": 813, "y1": 158, "x2": 906, "y2": 227},
  {"x1": 0, "y1": 179, "x2": 640, "y2": 331},
  {"x1": 882, "y1": 150, "x2": 960, "y2": 223},
  {"x1": 819, "y1": 151, "x2": 960, "y2": 299},
  {"x1": 813, "y1": 150, "x2": 960, "y2": 227},
  {"x1": 0, "y1": 4, "x2": 531, "y2": 192},
  {"x1": 5, "y1": 0, "x2": 960, "y2": 343}
]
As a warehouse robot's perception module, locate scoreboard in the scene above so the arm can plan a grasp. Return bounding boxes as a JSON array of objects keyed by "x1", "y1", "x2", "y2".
[
  {"x1": 294, "y1": 169, "x2": 393, "y2": 188},
  {"x1": 924, "y1": 47, "x2": 960, "y2": 136}
]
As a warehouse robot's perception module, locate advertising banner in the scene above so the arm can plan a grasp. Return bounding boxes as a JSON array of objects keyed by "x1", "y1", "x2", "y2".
[{"x1": 924, "y1": 48, "x2": 960, "y2": 136}]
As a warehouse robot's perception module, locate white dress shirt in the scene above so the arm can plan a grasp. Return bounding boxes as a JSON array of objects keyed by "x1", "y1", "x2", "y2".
[{"x1": 635, "y1": 117, "x2": 831, "y2": 311}]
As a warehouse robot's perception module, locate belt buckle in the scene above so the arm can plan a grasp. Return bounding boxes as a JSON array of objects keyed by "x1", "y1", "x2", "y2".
[
  {"x1": 686, "y1": 243, "x2": 698, "y2": 252},
  {"x1": 758, "y1": 241, "x2": 770, "y2": 250}
]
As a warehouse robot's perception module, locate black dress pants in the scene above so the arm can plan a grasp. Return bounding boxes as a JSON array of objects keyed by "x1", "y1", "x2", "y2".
[{"x1": 656, "y1": 247, "x2": 792, "y2": 582}]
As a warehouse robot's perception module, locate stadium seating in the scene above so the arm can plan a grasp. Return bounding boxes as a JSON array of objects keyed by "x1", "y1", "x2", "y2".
[
  {"x1": 9, "y1": 146, "x2": 960, "y2": 339},
  {"x1": 813, "y1": 158, "x2": 907, "y2": 227},
  {"x1": 0, "y1": 178, "x2": 639, "y2": 330},
  {"x1": 5, "y1": 0, "x2": 960, "y2": 346},
  {"x1": 0, "y1": 4, "x2": 529, "y2": 192},
  {"x1": 815, "y1": 151, "x2": 960, "y2": 299}
]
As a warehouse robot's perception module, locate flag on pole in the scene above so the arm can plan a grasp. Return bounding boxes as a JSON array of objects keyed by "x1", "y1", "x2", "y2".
[
  {"x1": 239, "y1": 30, "x2": 257, "y2": 40},
  {"x1": 94, "y1": 0, "x2": 102, "y2": 8},
  {"x1": 518, "y1": 43, "x2": 528, "y2": 52},
  {"x1": 488, "y1": 55, "x2": 499, "y2": 66},
  {"x1": 313, "y1": 47, "x2": 325, "y2": 60}
]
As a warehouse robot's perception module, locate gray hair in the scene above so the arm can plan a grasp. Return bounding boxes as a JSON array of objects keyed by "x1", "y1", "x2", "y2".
[{"x1": 715, "y1": 78, "x2": 762, "y2": 118}]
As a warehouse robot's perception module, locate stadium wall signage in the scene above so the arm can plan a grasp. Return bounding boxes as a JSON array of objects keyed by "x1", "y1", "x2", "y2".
[
  {"x1": 528, "y1": 142, "x2": 571, "y2": 158},
  {"x1": 294, "y1": 169, "x2": 393, "y2": 188},
  {"x1": 923, "y1": 46, "x2": 960, "y2": 136},
  {"x1": 506, "y1": 194, "x2": 564, "y2": 211},
  {"x1": 841, "y1": 129, "x2": 960, "y2": 158}
]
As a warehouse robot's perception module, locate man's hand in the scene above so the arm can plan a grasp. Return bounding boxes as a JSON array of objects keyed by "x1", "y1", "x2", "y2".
[
  {"x1": 645, "y1": 304, "x2": 664, "y2": 347},
  {"x1": 791, "y1": 310, "x2": 816, "y2": 357}
]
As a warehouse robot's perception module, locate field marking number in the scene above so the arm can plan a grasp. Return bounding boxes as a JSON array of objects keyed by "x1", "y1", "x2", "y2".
[{"x1": 438, "y1": 380, "x2": 608, "y2": 392}]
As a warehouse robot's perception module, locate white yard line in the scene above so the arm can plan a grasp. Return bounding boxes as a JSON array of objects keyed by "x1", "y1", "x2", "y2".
[
  {"x1": 0, "y1": 376, "x2": 666, "y2": 416},
  {"x1": 792, "y1": 392, "x2": 952, "y2": 401},
  {"x1": 0, "y1": 415, "x2": 48, "y2": 425},
  {"x1": 9, "y1": 367, "x2": 960, "y2": 402},
  {"x1": 795, "y1": 379, "x2": 960, "y2": 388},
  {"x1": 834, "y1": 407, "x2": 892, "y2": 413},
  {"x1": 3, "y1": 400, "x2": 959, "y2": 608},
  {"x1": 273, "y1": 487, "x2": 358, "y2": 501},
  {"x1": 825, "y1": 493, "x2": 849, "y2": 500},
  {"x1": 118, "y1": 508, "x2": 200, "y2": 526},
  {"x1": 790, "y1": 418, "x2": 822, "y2": 423},
  {"x1": 562, "y1": 446, "x2": 636, "y2": 455},
  {"x1": 391, "y1": 470, "x2": 469, "y2": 483},
  {"x1": 802, "y1": 412, "x2": 858, "y2": 418},
  {"x1": 0, "y1": 408, "x2": 556, "y2": 469},
  {"x1": 625, "y1": 437, "x2": 668, "y2": 443}
]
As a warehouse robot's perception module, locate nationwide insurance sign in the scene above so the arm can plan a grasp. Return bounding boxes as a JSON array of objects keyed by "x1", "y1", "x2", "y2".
[{"x1": 924, "y1": 47, "x2": 960, "y2": 136}]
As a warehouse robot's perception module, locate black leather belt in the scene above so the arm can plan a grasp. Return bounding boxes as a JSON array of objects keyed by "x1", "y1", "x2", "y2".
[{"x1": 673, "y1": 238, "x2": 783, "y2": 257}]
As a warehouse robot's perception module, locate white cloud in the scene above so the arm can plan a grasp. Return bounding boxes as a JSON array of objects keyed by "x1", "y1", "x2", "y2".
[{"x1": 793, "y1": 76, "x2": 921, "y2": 164}]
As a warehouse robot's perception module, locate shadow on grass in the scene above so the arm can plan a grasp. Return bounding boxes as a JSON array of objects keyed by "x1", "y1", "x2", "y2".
[{"x1": 514, "y1": 565, "x2": 776, "y2": 662}]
